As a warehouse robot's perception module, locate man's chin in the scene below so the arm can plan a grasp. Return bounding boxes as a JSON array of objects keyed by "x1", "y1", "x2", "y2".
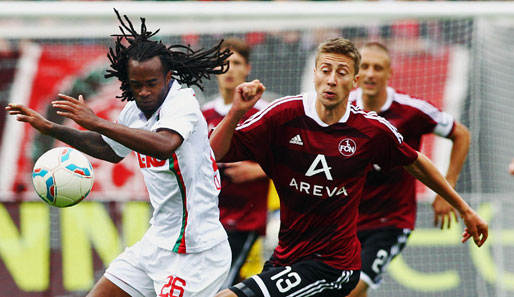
[{"x1": 362, "y1": 88, "x2": 378, "y2": 96}]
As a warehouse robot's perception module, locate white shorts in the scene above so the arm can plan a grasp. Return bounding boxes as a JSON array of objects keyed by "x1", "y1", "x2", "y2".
[{"x1": 104, "y1": 236, "x2": 231, "y2": 297}]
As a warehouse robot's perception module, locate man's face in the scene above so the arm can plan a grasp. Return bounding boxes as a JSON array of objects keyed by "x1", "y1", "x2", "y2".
[
  {"x1": 216, "y1": 50, "x2": 251, "y2": 91},
  {"x1": 127, "y1": 56, "x2": 171, "y2": 118},
  {"x1": 314, "y1": 52, "x2": 358, "y2": 109},
  {"x1": 358, "y1": 47, "x2": 391, "y2": 98}
]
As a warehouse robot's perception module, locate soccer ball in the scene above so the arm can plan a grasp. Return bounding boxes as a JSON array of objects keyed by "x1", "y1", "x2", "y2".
[{"x1": 32, "y1": 147, "x2": 94, "y2": 207}]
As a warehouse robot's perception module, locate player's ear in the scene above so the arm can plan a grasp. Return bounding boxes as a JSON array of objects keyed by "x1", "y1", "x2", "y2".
[
  {"x1": 352, "y1": 74, "x2": 360, "y2": 89},
  {"x1": 165, "y1": 70, "x2": 173, "y2": 84}
]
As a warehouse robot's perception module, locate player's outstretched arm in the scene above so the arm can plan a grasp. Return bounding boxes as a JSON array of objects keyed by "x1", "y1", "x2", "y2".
[
  {"x1": 53, "y1": 94, "x2": 183, "y2": 160},
  {"x1": 404, "y1": 152, "x2": 488, "y2": 247},
  {"x1": 433, "y1": 122, "x2": 471, "y2": 229},
  {"x1": 210, "y1": 80, "x2": 265, "y2": 161},
  {"x1": 6, "y1": 103, "x2": 122, "y2": 163}
]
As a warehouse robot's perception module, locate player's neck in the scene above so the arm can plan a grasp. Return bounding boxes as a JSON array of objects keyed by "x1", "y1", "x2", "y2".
[
  {"x1": 220, "y1": 87, "x2": 235, "y2": 105},
  {"x1": 316, "y1": 98, "x2": 348, "y2": 126},
  {"x1": 362, "y1": 88, "x2": 387, "y2": 112}
]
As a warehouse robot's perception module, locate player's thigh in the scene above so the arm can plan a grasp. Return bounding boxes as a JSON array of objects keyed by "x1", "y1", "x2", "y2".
[
  {"x1": 151, "y1": 239, "x2": 231, "y2": 297},
  {"x1": 358, "y1": 228, "x2": 411, "y2": 288},
  {"x1": 104, "y1": 240, "x2": 156, "y2": 297},
  {"x1": 87, "y1": 276, "x2": 131, "y2": 297},
  {"x1": 229, "y1": 260, "x2": 359, "y2": 297}
]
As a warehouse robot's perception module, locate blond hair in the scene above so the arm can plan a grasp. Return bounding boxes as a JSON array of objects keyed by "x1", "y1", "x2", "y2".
[{"x1": 315, "y1": 38, "x2": 361, "y2": 75}]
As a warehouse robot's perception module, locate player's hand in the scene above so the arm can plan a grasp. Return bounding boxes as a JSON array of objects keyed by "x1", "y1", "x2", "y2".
[
  {"x1": 224, "y1": 161, "x2": 266, "y2": 183},
  {"x1": 5, "y1": 103, "x2": 52, "y2": 134},
  {"x1": 508, "y1": 158, "x2": 514, "y2": 175},
  {"x1": 460, "y1": 209, "x2": 488, "y2": 247},
  {"x1": 432, "y1": 195, "x2": 458, "y2": 229},
  {"x1": 232, "y1": 80, "x2": 265, "y2": 115},
  {"x1": 52, "y1": 94, "x2": 99, "y2": 131}
]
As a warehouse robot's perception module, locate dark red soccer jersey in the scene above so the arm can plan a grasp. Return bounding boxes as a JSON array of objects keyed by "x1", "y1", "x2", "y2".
[
  {"x1": 202, "y1": 97, "x2": 270, "y2": 235},
  {"x1": 350, "y1": 87, "x2": 455, "y2": 231},
  {"x1": 221, "y1": 92, "x2": 418, "y2": 270}
]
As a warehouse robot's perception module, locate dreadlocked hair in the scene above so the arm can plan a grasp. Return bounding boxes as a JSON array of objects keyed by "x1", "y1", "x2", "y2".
[{"x1": 105, "y1": 8, "x2": 232, "y2": 102}]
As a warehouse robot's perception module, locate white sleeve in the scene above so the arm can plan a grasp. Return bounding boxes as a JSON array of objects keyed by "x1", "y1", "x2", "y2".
[
  {"x1": 432, "y1": 111, "x2": 455, "y2": 137},
  {"x1": 101, "y1": 103, "x2": 132, "y2": 158},
  {"x1": 101, "y1": 135, "x2": 132, "y2": 158},
  {"x1": 151, "y1": 90, "x2": 199, "y2": 141}
]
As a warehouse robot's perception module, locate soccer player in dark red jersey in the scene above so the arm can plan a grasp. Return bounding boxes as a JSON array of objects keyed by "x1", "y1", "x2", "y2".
[
  {"x1": 347, "y1": 42, "x2": 471, "y2": 297},
  {"x1": 210, "y1": 37, "x2": 488, "y2": 297},
  {"x1": 202, "y1": 38, "x2": 269, "y2": 287},
  {"x1": 509, "y1": 159, "x2": 514, "y2": 175}
]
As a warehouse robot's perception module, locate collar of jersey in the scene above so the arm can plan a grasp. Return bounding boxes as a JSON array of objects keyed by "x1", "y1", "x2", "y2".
[
  {"x1": 303, "y1": 92, "x2": 351, "y2": 127},
  {"x1": 355, "y1": 86, "x2": 394, "y2": 113},
  {"x1": 213, "y1": 96, "x2": 232, "y2": 116}
]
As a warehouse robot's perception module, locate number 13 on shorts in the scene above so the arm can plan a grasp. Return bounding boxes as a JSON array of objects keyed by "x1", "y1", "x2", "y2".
[{"x1": 271, "y1": 266, "x2": 302, "y2": 293}]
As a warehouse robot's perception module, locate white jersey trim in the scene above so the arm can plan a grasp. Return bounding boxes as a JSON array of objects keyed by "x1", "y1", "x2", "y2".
[
  {"x1": 350, "y1": 105, "x2": 404, "y2": 144},
  {"x1": 303, "y1": 92, "x2": 351, "y2": 126},
  {"x1": 236, "y1": 95, "x2": 303, "y2": 130},
  {"x1": 391, "y1": 88, "x2": 454, "y2": 137},
  {"x1": 202, "y1": 96, "x2": 270, "y2": 117},
  {"x1": 350, "y1": 87, "x2": 455, "y2": 138}
]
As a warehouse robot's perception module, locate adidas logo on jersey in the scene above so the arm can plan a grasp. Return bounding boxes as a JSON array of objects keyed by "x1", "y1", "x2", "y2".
[{"x1": 289, "y1": 134, "x2": 304, "y2": 145}]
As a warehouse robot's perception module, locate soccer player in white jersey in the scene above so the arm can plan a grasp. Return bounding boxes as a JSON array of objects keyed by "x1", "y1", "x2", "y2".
[
  {"x1": 347, "y1": 42, "x2": 471, "y2": 297},
  {"x1": 209, "y1": 37, "x2": 487, "y2": 297},
  {"x1": 6, "y1": 10, "x2": 231, "y2": 297}
]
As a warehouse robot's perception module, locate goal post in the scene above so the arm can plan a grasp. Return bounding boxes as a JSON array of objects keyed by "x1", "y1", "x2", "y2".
[{"x1": 0, "y1": 2, "x2": 513, "y2": 297}]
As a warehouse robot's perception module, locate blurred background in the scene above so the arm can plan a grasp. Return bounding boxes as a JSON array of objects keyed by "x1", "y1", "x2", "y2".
[{"x1": 1, "y1": 1, "x2": 514, "y2": 296}]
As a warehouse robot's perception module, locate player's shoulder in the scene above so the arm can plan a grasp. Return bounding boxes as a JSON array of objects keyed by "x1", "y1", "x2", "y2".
[
  {"x1": 163, "y1": 86, "x2": 200, "y2": 112},
  {"x1": 259, "y1": 93, "x2": 304, "y2": 116},
  {"x1": 349, "y1": 105, "x2": 404, "y2": 143},
  {"x1": 237, "y1": 94, "x2": 304, "y2": 129},
  {"x1": 390, "y1": 87, "x2": 440, "y2": 115},
  {"x1": 117, "y1": 100, "x2": 139, "y2": 123}
]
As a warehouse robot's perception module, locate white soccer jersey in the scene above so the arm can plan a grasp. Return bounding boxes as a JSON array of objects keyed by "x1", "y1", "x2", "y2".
[{"x1": 102, "y1": 81, "x2": 227, "y2": 253}]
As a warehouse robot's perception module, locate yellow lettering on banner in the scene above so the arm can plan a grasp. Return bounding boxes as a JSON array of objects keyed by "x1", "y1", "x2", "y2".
[
  {"x1": 61, "y1": 202, "x2": 123, "y2": 291},
  {"x1": 0, "y1": 202, "x2": 49, "y2": 291},
  {"x1": 470, "y1": 203, "x2": 514, "y2": 290},
  {"x1": 240, "y1": 238, "x2": 264, "y2": 278},
  {"x1": 123, "y1": 202, "x2": 150, "y2": 246},
  {"x1": 268, "y1": 180, "x2": 280, "y2": 211},
  {"x1": 388, "y1": 221, "x2": 461, "y2": 291}
]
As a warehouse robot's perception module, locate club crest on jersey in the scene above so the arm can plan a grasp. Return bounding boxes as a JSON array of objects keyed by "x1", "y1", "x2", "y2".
[{"x1": 338, "y1": 138, "x2": 356, "y2": 156}]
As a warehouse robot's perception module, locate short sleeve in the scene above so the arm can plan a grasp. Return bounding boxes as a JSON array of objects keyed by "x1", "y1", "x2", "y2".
[
  {"x1": 373, "y1": 121, "x2": 419, "y2": 171},
  {"x1": 151, "y1": 90, "x2": 199, "y2": 141},
  {"x1": 220, "y1": 108, "x2": 274, "y2": 166},
  {"x1": 102, "y1": 135, "x2": 132, "y2": 158},
  {"x1": 432, "y1": 111, "x2": 455, "y2": 137},
  {"x1": 101, "y1": 103, "x2": 132, "y2": 158}
]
